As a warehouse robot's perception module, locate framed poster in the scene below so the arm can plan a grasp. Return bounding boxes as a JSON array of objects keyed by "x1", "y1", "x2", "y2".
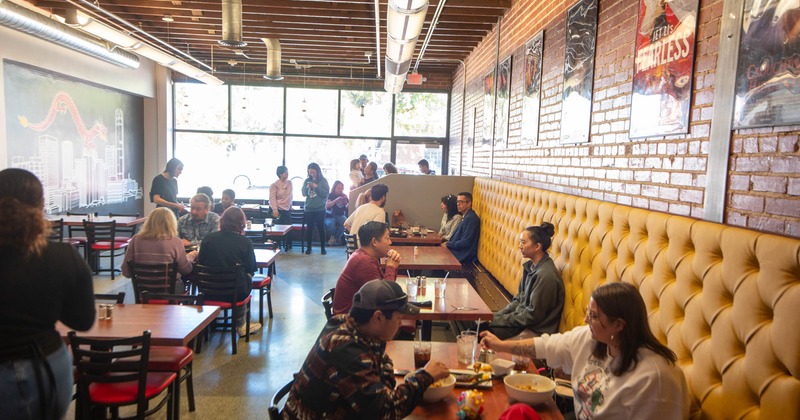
[
  {"x1": 522, "y1": 31, "x2": 544, "y2": 145},
  {"x1": 465, "y1": 107, "x2": 475, "y2": 168},
  {"x1": 630, "y1": 0, "x2": 698, "y2": 138},
  {"x1": 482, "y1": 69, "x2": 495, "y2": 146},
  {"x1": 495, "y1": 56, "x2": 512, "y2": 147},
  {"x1": 3, "y1": 61, "x2": 144, "y2": 215},
  {"x1": 560, "y1": 0, "x2": 598, "y2": 144},
  {"x1": 733, "y1": 0, "x2": 800, "y2": 128}
]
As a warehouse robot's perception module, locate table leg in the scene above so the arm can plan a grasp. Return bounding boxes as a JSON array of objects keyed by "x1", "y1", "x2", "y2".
[{"x1": 421, "y1": 320, "x2": 432, "y2": 341}]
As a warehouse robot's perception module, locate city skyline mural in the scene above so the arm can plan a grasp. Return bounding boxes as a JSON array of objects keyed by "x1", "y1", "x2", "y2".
[{"x1": 3, "y1": 60, "x2": 144, "y2": 215}]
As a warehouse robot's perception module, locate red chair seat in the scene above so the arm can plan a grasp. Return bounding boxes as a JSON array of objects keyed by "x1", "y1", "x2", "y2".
[
  {"x1": 148, "y1": 346, "x2": 193, "y2": 371},
  {"x1": 92, "y1": 241, "x2": 128, "y2": 250},
  {"x1": 206, "y1": 295, "x2": 251, "y2": 309},
  {"x1": 88, "y1": 372, "x2": 176, "y2": 404},
  {"x1": 252, "y1": 276, "x2": 271, "y2": 288}
]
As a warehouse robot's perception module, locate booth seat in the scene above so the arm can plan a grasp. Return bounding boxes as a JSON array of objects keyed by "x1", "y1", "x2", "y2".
[{"x1": 472, "y1": 178, "x2": 800, "y2": 419}]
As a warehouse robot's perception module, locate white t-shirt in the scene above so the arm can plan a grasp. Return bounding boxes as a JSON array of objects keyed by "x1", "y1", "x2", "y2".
[
  {"x1": 535, "y1": 325, "x2": 690, "y2": 420},
  {"x1": 344, "y1": 202, "x2": 386, "y2": 245}
]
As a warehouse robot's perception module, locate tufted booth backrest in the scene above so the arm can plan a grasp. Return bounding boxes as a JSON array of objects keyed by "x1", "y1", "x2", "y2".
[{"x1": 473, "y1": 178, "x2": 800, "y2": 419}]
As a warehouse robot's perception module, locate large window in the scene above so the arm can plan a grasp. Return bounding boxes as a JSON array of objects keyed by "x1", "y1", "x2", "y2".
[
  {"x1": 395, "y1": 142, "x2": 444, "y2": 175},
  {"x1": 285, "y1": 137, "x2": 391, "y2": 190},
  {"x1": 285, "y1": 88, "x2": 338, "y2": 135},
  {"x1": 394, "y1": 92, "x2": 448, "y2": 137},
  {"x1": 231, "y1": 86, "x2": 283, "y2": 133},
  {"x1": 174, "y1": 132, "x2": 283, "y2": 200},
  {"x1": 175, "y1": 84, "x2": 229, "y2": 131},
  {"x1": 340, "y1": 90, "x2": 393, "y2": 138}
]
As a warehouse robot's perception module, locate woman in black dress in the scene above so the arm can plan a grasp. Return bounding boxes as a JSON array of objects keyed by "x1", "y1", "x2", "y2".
[{"x1": 150, "y1": 158, "x2": 185, "y2": 216}]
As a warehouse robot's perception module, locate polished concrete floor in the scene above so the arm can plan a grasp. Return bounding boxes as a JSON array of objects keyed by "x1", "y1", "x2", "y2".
[{"x1": 70, "y1": 244, "x2": 457, "y2": 419}]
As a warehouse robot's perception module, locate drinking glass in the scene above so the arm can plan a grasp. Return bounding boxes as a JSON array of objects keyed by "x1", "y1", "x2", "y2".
[
  {"x1": 457, "y1": 331, "x2": 478, "y2": 365},
  {"x1": 406, "y1": 278, "x2": 418, "y2": 296},
  {"x1": 413, "y1": 342, "x2": 432, "y2": 369},
  {"x1": 434, "y1": 278, "x2": 446, "y2": 298},
  {"x1": 512, "y1": 354, "x2": 531, "y2": 373}
]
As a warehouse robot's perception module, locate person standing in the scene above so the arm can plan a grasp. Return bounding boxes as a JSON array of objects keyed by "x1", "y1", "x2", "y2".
[
  {"x1": 325, "y1": 181, "x2": 349, "y2": 246},
  {"x1": 302, "y1": 162, "x2": 330, "y2": 255},
  {"x1": 0, "y1": 168, "x2": 95, "y2": 420},
  {"x1": 444, "y1": 192, "x2": 480, "y2": 264},
  {"x1": 358, "y1": 154, "x2": 369, "y2": 177},
  {"x1": 269, "y1": 166, "x2": 293, "y2": 226},
  {"x1": 363, "y1": 161, "x2": 380, "y2": 184},
  {"x1": 283, "y1": 280, "x2": 449, "y2": 419},
  {"x1": 150, "y1": 157, "x2": 186, "y2": 217}
]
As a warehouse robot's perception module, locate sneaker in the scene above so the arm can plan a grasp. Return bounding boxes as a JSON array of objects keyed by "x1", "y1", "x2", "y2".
[
  {"x1": 305, "y1": 248, "x2": 312, "y2": 255},
  {"x1": 321, "y1": 249, "x2": 327, "y2": 255},
  {"x1": 237, "y1": 322, "x2": 262, "y2": 337}
]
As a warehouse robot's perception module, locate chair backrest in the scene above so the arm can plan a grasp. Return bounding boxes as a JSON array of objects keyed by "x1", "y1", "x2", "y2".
[
  {"x1": 343, "y1": 234, "x2": 358, "y2": 258},
  {"x1": 194, "y1": 264, "x2": 247, "y2": 304},
  {"x1": 94, "y1": 292, "x2": 126, "y2": 304},
  {"x1": 141, "y1": 291, "x2": 205, "y2": 306},
  {"x1": 83, "y1": 220, "x2": 117, "y2": 244},
  {"x1": 109, "y1": 212, "x2": 141, "y2": 237},
  {"x1": 128, "y1": 261, "x2": 180, "y2": 303},
  {"x1": 268, "y1": 380, "x2": 294, "y2": 420},
  {"x1": 290, "y1": 201, "x2": 305, "y2": 227},
  {"x1": 245, "y1": 229, "x2": 274, "y2": 249},
  {"x1": 47, "y1": 218, "x2": 64, "y2": 242},
  {"x1": 321, "y1": 288, "x2": 335, "y2": 320},
  {"x1": 66, "y1": 211, "x2": 96, "y2": 238},
  {"x1": 68, "y1": 330, "x2": 153, "y2": 419}
]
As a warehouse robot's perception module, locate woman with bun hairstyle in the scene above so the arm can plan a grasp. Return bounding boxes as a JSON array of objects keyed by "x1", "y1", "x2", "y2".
[
  {"x1": 0, "y1": 168, "x2": 95, "y2": 419},
  {"x1": 438, "y1": 194, "x2": 463, "y2": 241},
  {"x1": 485, "y1": 222, "x2": 564, "y2": 339}
]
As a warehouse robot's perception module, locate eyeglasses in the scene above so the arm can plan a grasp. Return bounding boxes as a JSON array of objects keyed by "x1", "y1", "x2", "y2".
[{"x1": 456, "y1": 200, "x2": 469, "y2": 204}]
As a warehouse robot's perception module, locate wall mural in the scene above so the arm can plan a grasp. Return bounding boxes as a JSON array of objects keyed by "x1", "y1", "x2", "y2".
[
  {"x1": 495, "y1": 56, "x2": 512, "y2": 147},
  {"x1": 560, "y1": 0, "x2": 598, "y2": 144},
  {"x1": 482, "y1": 69, "x2": 495, "y2": 146},
  {"x1": 630, "y1": 0, "x2": 698, "y2": 138},
  {"x1": 3, "y1": 61, "x2": 144, "y2": 215},
  {"x1": 734, "y1": 0, "x2": 800, "y2": 128},
  {"x1": 522, "y1": 32, "x2": 545, "y2": 145}
]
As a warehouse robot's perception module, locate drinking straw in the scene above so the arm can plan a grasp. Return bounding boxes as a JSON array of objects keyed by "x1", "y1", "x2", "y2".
[
  {"x1": 407, "y1": 270, "x2": 412, "y2": 279},
  {"x1": 443, "y1": 271, "x2": 450, "y2": 282}
]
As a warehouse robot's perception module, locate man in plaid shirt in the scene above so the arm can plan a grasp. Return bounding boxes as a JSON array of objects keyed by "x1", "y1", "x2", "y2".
[{"x1": 283, "y1": 280, "x2": 449, "y2": 419}]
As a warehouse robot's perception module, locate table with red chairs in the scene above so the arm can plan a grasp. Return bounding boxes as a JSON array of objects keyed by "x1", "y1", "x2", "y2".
[
  {"x1": 398, "y1": 277, "x2": 493, "y2": 340},
  {"x1": 57, "y1": 303, "x2": 220, "y2": 347},
  {"x1": 385, "y1": 341, "x2": 564, "y2": 420}
]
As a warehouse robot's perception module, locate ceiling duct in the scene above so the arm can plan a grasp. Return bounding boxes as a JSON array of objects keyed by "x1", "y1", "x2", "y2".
[
  {"x1": 218, "y1": 0, "x2": 246, "y2": 48},
  {"x1": 384, "y1": 0, "x2": 428, "y2": 94},
  {"x1": 261, "y1": 38, "x2": 283, "y2": 80},
  {"x1": 0, "y1": 0, "x2": 139, "y2": 69}
]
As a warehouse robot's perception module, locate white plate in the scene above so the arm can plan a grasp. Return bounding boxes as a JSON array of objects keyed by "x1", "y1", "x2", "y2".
[{"x1": 450, "y1": 369, "x2": 493, "y2": 389}]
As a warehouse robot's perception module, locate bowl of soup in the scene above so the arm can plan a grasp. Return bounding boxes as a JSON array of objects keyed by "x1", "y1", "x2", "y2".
[
  {"x1": 407, "y1": 373, "x2": 456, "y2": 402},
  {"x1": 503, "y1": 373, "x2": 556, "y2": 405}
]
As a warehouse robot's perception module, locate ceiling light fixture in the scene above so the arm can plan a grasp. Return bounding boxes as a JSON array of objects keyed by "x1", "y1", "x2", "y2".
[
  {"x1": 301, "y1": 64, "x2": 307, "y2": 113},
  {"x1": 218, "y1": 0, "x2": 246, "y2": 48},
  {"x1": 360, "y1": 67, "x2": 366, "y2": 117},
  {"x1": 162, "y1": 15, "x2": 174, "y2": 22},
  {"x1": 384, "y1": 0, "x2": 429, "y2": 94}
]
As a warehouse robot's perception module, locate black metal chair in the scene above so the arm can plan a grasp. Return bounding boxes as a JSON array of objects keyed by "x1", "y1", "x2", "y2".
[
  {"x1": 109, "y1": 212, "x2": 141, "y2": 242},
  {"x1": 47, "y1": 218, "x2": 64, "y2": 242},
  {"x1": 94, "y1": 292, "x2": 126, "y2": 304},
  {"x1": 322, "y1": 288, "x2": 335, "y2": 320},
  {"x1": 193, "y1": 264, "x2": 252, "y2": 355},
  {"x1": 343, "y1": 233, "x2": 358, "y2": 259},
  {"x1": 290, "y1": 203, "x2": 306, "y2": 253},
  {"x1": 69, "y1": 330, "x2": 177, "y2": 420},
  {"x1": 83, "y1": 220, "x2": 127, "y2": 279},
  {"x1": 268, "y1": 380, "x2": 294, "y2": 420},
  {"x1": 128, "y1": 261, "x2": 180, "y2": 303},
  {"x1": 66, "y1": 211, "x2": 95, "y2": 257}
]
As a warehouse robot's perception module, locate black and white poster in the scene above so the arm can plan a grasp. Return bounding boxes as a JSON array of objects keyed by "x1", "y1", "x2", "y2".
[
  {"x1": 522, "y1": 32, "x2": 544, "y2": 145},
  {"x1": 483, "y1": 69, "x2": 495, "y2": 146},
  {"x1": 495, "y1": 56, "x2": 512, "y2": 147},
  {"x1": 560, "y1": 0, "x2": 598, "y2": 144}
]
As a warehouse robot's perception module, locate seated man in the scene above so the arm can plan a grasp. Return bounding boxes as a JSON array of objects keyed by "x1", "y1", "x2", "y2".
[
  {"x1": 178, "y1": 193, "x2": 221, "y2": 246},
  {"x1": 344, "y1": 183, "x2": 389, "y2": 246},
  {"x1": 443, "y1": 192, "x2": 480, "y2": 264},
  {"x1": 486, "y1": 223, "x2": 563, "y2": 340},
  {"x1": 214, "y1": 188, "x2": 238, "y2": 215},
  {"x1": 418, "y1": 159, "x2": 435, "y2": 175},
  {"x1": 333, "y1": 221, "x2": 400, "y2": 315},
  {"x1": 283, "y1": 280, "x2": 449, "y2": 419}
]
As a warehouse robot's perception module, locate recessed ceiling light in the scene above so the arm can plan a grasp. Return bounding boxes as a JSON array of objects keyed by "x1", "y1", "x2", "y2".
[{"x1": 162, "y1": 15, "x2": 174, "y2": 22}]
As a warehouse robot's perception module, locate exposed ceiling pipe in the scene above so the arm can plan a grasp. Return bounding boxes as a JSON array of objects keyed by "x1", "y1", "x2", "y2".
[
  {"x1": 261, "y1": 38, "x2": 283, "y2": 80},
  {"x1": 219, "y1": 0, "x2": 246, "y2": 48},
  {"x1": 66, "y1": 0, "x2": 211, "y2": 71},
  {"x1": 0, "y1": 0, "x2": 139, "y2": 69},
  {"x1": 373, "y1": 0, "x2": 382, "y2": 79},
  {"x1": 413, "y1": 0, "x2": 447, "y2": 72}
]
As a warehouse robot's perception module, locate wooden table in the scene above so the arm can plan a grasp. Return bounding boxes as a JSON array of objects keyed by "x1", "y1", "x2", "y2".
[
  {"x1": 391, "y1": 232, "x2": 444, "y2": 246},
  {"x1": 255, "y1": 248, "x2": 281, "y2": 273},
  {"x1": 53, "y1": 215, "x2": 146, "y2": 227},
  {"x1": 246, "y1": 224, "x2": 293, "y2": 237},
  {"x1": 57, "y1": 304, "x2": 221, "y2": 347},
  {"x1": 389, "y1": 246, "x2": 462, "y2": 272},
  {"x1": 399, "y1": 277, "x2": 493, "y2": 340},
  {"x1": 386, "y1": 341, "x2": 563, "y2": 420}
]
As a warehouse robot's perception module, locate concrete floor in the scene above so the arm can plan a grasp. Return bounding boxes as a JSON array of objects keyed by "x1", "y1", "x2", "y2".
[{"x1": 71, "y1": 244, "x2": 456, "y2": 419}]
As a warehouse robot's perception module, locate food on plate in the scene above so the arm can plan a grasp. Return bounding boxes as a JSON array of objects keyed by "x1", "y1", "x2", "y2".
[
  {"x1": 471, "y1": 362, "x2": 494, "y2": 373},
  {"x1": 455, "y1": 372, "x2": 491, "y2": 384}
]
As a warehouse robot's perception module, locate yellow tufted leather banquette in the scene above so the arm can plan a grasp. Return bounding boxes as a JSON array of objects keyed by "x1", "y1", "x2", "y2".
[{"x1": 473, "y1": 178, "x2": 800, "y2": 419}]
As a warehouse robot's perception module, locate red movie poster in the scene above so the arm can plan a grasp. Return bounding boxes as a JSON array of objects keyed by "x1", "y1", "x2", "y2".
[{"x1": 630, "y1": 0, "x2": 698, "y2": 138}]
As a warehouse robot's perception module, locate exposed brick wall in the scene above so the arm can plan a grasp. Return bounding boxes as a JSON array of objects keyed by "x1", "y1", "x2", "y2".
[{"x1": 449, "y1": 0, "x2": 800, "y2": 238}]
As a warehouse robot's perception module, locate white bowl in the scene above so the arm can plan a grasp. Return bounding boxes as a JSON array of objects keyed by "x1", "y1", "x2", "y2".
[
  {"x1": 407, "y1": 373, "x2": 456, "y2": 402},
  {"x1": 504, "y1": 373, "x2": 556, "y2": 405}
]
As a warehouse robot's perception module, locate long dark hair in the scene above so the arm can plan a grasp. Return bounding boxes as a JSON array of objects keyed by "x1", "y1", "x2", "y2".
[
  {"x1": 524, "y1": 222, "x2": 555, "y2": 252},
  {"x1": 307, "y1": 162, "x2": 324, "y2": 181},
  {"x1": 442, "y1": 194, "x2": 458, "y2": 221},
  {"x1": 329, "y1": 180, "x2": 345, "y2": 199},
  {"x1": 591, "y1": 282, "x2": 677, "y2": 376},
  {"x1": 0, "y1": 168, "x2": 49, "y2": 257}
]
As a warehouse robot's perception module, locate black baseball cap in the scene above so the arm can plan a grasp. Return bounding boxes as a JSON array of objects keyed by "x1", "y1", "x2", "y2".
[
  {"x1": 352, "y1": 280, "x2": 419, "y2": 315},
  {"x1": 359, "y1": 154, "x2": 368, "y2": 160}
]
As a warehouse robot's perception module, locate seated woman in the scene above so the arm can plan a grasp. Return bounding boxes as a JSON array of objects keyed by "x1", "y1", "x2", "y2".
[
  {"x1": 484, "y1": 222, "x2": 563, "y2": 339},
  {"x1": 438, "y1": 194, "x2": 463, "y2": 241},
  {"x1": 197, "y1": 207, "x2": 261, "y2": 336},
  {"x1": 325, "y1": 180, "x2": 349, "y2": 246},
  {"x1": 481, "y1": 282, "x2": 690, "y2": 419},
  {"x1": 121, "y1": 207, "x2": 196, "y2": 293}
]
